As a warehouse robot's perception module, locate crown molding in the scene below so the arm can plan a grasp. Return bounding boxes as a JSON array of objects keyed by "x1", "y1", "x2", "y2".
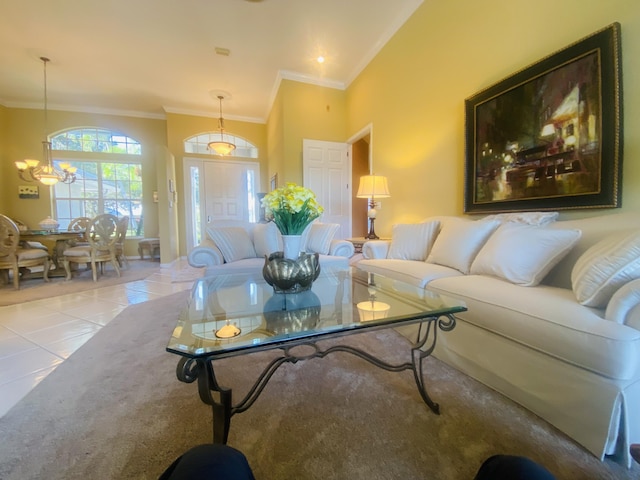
[{"x1": 162, "y1": 106, "x2": 264, "y2": 124}]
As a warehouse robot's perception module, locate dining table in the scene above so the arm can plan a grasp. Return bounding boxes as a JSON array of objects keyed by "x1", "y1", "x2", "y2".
[{"x1": 20, "y1": 229, "x2": 85, "y2": 275}]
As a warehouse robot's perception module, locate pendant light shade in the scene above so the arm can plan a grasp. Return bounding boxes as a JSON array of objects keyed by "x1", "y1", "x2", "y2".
[{"x1": 207, "y1": 95, "x2": 236, "y2": 156}]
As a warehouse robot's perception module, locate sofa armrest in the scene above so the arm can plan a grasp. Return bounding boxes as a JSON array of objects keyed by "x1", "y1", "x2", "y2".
[
  {"x1": 329, "y1": 239, "x2": 355, "y2": 258},
  {"x1": 362, "y1": 240, "x2": 391, "y2": 259},
  {"x1": 605, "y1": 278, "x2": 640, "y2": 330},
  {"x1": 187, "y1": 238, "x2": 225, "y2": 268}
]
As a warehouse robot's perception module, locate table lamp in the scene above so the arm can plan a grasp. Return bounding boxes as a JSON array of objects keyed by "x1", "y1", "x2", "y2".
[{"x1": 356, "y1": 175, "x2": 391, "y2": 239}]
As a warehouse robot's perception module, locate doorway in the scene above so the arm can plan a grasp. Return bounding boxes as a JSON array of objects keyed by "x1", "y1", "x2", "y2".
[{"x1": 183, "y1": 157, "x2": 260, "y2": 252}]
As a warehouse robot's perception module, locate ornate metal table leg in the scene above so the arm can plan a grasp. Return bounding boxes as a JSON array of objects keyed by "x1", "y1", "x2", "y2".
[
  {"x1": 409, "y1": 313, "x2": 457, "y2": 414},
  {"x1": 177, "y1": 357, "x2": 233, "y2": 444}
]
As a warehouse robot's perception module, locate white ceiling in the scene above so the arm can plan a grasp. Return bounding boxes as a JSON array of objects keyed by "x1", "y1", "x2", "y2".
[{"x1": 0, "y1": 0, "x2": 423, "y2": 122}]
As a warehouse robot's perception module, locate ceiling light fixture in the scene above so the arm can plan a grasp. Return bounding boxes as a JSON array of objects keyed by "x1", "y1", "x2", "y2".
[
  {"x1": 207, "y1": 95, "x2": 236, "y2": 156},
  {"x1": 15, "y1": 57, "x2": 76, "y2": 186}
]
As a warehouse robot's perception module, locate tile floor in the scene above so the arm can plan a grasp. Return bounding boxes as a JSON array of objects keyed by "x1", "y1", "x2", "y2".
[{"x1": 0, "y1": 259, "x2": 201, "y2": 418}]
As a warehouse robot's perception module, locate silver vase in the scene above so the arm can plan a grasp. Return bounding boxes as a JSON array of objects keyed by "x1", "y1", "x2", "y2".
[{"x1": 262, "y1": 251, "x2": 321, "y2": 294}]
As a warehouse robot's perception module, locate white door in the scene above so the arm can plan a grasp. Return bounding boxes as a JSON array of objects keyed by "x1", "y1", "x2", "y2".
[
  {"x1": 183, "y1": 157, "x2": 260, "y2": 251},
  {"x1": 302, "y1": 139, "x2": 351, "y2": 239}
]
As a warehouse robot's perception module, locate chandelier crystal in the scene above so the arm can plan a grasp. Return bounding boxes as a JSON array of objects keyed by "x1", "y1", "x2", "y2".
[{"x1": 14, "y1": 57, "x2": 76, "y2": 186}]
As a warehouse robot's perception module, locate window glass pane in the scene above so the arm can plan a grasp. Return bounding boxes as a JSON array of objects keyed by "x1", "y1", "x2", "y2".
[
  {"x1": 184, "y1": 132, "x2": 258, "y2": 158},
  {"x1": 51, "y1": 128, "x2": 141, "y2": 155}
]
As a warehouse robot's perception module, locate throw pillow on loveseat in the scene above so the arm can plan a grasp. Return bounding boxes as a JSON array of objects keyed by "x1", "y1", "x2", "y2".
[{"x1": 188, "y1": 220, "x2": 354, "y2": 277}]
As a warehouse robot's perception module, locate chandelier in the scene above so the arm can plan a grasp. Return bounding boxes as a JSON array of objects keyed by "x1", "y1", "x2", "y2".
[
  {"x1": 207, "y1": 95, "x2": 236, "y2": 156},
  {"x1": 14, "y1": 57, "x2": 76, "y2": 186}
]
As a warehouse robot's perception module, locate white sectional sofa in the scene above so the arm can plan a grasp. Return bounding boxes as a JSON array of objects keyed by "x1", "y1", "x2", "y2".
[
  {"x1": 357, "y1": 212, "x2": 640, "y2": 467},
  {"x1": 188, "y1": 220, "x2": 355, "y2": 277}
]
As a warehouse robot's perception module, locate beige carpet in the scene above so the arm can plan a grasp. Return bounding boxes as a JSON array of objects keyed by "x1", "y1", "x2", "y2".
[
  {"x1": 0, "y1": 259, "x2": 162, "y2": 306},
  {"x1": 0, "y1": 291, "x2": 637, "y2": 480}
]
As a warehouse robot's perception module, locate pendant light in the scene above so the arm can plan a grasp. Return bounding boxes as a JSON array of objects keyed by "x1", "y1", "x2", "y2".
[
  {"x1": 207, "y1": 95, "x2": 236, "y2": 156},
  {"x1": 14, "y1": 57, "x2": 76, "y2": 186}
]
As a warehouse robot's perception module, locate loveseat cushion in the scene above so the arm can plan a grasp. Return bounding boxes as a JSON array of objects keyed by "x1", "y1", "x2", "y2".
[
  {"x1": 428, "y1": 275, "x2": 640, "y2": 381},
  {"x1": 470, "y1": 223, "x2": 581, "y2": 286},
  {"x1": 305, "y1": 223, "x2": 339, "y2": 255},
  {"x1": 207, "y1": 226, "x2": 257, "y2": 263},
  {"x1": 426, "y1": 218, "x2": 499, "y2": 274},
  {"x1": 205, "y1": 254, "x2": 349, "y2": 276},
  {"x1": 357, "y1": 259, "x2": 462, "y2": 288},
  {"x1": 571, "y1": 230, "x2": 640, "y2": 308},
  {"x1": 387, "y1": 221, "x2": 440, "y2": 261},
  {"x1": 253, "y1": 222, "x2": 282, "y2": 257}
]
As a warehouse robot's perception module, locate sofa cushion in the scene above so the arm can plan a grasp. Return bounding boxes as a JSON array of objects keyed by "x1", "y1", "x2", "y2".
[
  {"x1": 208, "y1": 226, "x2": 257, "y2": 263},
  {"x1": 305, "y1": 223, "x2": 339, "y2": 255},
  {"x1": 357, "y1": 259, "x2": 462, "y2": 288},
  {"x1": 387, "y1": 221, "x2": 440, "y2": 261},
  {"x1": 572, "y1": 231, "x2": 640, "y2": 308},
  {"x1": 470, "y1": 224, "x2": 581, "y2": 287},
  {"x1": 606, "y1": 278, "x2": 640, "y2": 328},
  {"x1": 428, "y1": 275, "x2": 640, "y2": 380},
  {"x1": 253, "y1": 222, "x2": 282, "y2": 257},
  {"x1": 426, "y1": 218, "x2": 499, "y2": 274}
]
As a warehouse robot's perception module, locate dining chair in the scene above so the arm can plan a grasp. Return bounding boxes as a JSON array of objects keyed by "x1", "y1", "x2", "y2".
[
  {"x1": 67, "y1": 216, "x2": 91, "y2": 245},
  {"x1": 62, "y1": 213, "x2": 121, "y2": 282},
  {"x1": 0, "y1": 214, "x2": 50, "y2": 289},
  {"x1": 115, "y1": 216, "x2": 130, "y2": 268},
  {"x1": 11, "y1": 217, "x2": 48, "y2": 251}
]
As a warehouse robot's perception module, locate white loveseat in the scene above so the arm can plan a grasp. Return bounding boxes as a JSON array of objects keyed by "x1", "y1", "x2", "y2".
[
  {"x1": 357, "y1": 212, "x2": 640, "y2": 467},
  {"x1": 188, "y1": 220, "x2": 355, "y2": 277}
]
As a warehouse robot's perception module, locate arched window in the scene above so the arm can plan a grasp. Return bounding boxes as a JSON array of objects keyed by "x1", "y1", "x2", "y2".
[
  {"x1": 51, "y1": 127, "x2": 142, "y2": 154},
  {"x1": 184, "y1": 132, "x2": 258, "y2": 158},
  {"x1": 50, "y1": 127, "x2": 143, "y2": 236}
]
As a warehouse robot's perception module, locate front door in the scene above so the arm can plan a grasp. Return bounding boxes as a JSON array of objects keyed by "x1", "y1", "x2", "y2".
[{"x1": 183, "y1": 158, "x2": 260, "y2": 252}]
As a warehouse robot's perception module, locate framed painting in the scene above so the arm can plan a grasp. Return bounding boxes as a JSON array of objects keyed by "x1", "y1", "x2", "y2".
[
  {"x1": 464, "y1": 23, "x2": 622, "y2": 214},
  {"x1": 270, "y1": 173, "x2": 278, "y2": 191}
]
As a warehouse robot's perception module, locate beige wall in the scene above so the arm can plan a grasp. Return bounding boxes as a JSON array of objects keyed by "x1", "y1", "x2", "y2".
[
  {"x1": 0, "y1": 104, "x2": 8, "y2": 214},
  {"x1": 266, "y1": 87, "x2": 286, "y2": 188},
  {"x1": 165, "y1": 112, "x2": 268, "y2": 255},
  {"x1": 3, "y1": 0, "x2": 639, "y2": 255},
  {"x1": 2, "y1": 108, "x2": 166, "y2": 256},
  {"x1": 346, "y1": 0, "x2": 640, "y2": 236},
  {"x1": 269, "y1": 80, "x2": 347, "y2": 185}
]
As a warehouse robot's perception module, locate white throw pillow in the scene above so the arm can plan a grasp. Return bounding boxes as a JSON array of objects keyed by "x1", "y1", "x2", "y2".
[
  {"x1": 605, "y1": 278, "x2": 640, "y2": 327},
  {"x1": 427, "y1": 218, "x2": 500, "y2": 273},
  {"x1": 483, "y1": 211, "x2": 559, "y2": 226},
  {"x1": 207, "y1": 226, "x2": 256, "y2": 263},
  {"x1": 387, "y1": 221, "x2": 440, "y2": 261},
  {"x1": 572, "y1": 231, "x2": 640, "y2": 308},
  {"x1": 253, "y1": 222, "x2": 282, "y2": 257},
  {"x1": 305, "y1": 223, "x2": 339, "y2": 255},
  {"x1": 470, "y1": 224, "x2": 581, "y2": 286}
]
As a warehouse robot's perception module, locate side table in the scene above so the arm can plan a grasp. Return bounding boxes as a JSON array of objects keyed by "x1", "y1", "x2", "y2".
[{"x1": 346, "y1": 237, "x2": 390, "y2": 254}]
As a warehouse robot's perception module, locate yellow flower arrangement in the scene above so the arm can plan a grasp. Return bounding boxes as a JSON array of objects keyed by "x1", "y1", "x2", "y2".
[{"x1": 262, "y1": 182, "x2": 324, "y2": 235}]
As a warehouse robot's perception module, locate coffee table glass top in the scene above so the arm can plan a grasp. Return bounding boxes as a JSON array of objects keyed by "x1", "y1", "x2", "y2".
[{"x1": 167, "y1": 267, "x2": 466, "y2": 359}]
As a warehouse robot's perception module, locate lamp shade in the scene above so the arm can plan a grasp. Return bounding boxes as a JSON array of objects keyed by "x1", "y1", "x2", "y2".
[{"x1": 356, "y1": 175, "x2": 390, "y2": 199}]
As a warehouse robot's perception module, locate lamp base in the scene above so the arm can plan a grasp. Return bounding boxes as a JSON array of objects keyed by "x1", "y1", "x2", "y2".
[{"x1": 365, "y1": 218, "x2": 379, "y2": 240}]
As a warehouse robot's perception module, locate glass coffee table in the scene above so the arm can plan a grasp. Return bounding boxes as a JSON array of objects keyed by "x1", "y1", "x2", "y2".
[{"x1": 167, "y1": 267, "x2": 466, "y2": 444}]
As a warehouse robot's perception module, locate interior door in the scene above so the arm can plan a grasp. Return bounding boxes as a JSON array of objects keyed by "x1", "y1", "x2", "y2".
[{"x1": 302, "y1": 139, "x2": 351, "y2": 239}]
